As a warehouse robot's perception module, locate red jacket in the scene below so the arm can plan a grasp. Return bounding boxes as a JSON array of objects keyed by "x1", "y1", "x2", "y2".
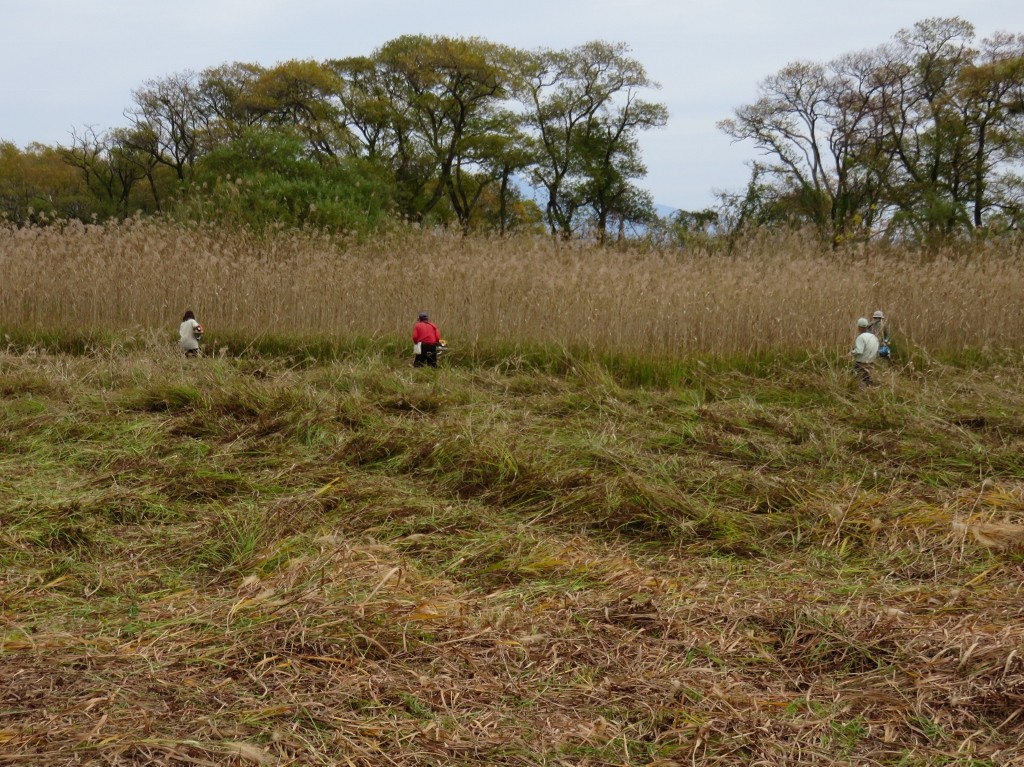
[{"x1": 413, "y1": 321, "x2": 440, "y2": 344}]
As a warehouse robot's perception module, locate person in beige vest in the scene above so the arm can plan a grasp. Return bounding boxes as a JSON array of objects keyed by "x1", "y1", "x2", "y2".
[{"x1": 851, "y1": 317, "x2": 880, "y2": 386}]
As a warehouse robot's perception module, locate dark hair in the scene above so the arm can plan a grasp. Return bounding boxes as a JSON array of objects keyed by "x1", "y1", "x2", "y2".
[{"x1": 182, "y1": 310, "x2": 195, "y2": 322}]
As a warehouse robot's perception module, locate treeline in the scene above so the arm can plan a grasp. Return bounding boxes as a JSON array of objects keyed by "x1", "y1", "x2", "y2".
[
  {"x1": 0, "y1": 36, "x2": 666, "y2": 239},
  {"x1": 717, "y1": 17, "x2": 1024, "y2": 245},
  {"x1": 2, "y1": 19, "x2": 1022, "y2": 247}
]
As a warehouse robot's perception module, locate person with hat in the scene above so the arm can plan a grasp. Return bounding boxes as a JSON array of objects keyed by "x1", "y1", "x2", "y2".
[
  {"x1": 868, "y1": 309, "x2": 891, "y2": 359},
  {"x1": 851, "y1": 317, "x2": 880, "y2": 386},
  {"x1": 412, "y1": 311, "x2": 442, "y2": 367}
]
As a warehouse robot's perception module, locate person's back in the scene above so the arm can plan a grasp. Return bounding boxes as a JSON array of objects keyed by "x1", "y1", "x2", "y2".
[
  {"x1": 179, "y1": 310, "x2": 203, "y2": 356},
  {"x1": 412, "y1": 312, "x2": 441, "y2": 367},
  {"x1": 413, "y1": 320, "x2": 440, "y2": 345},
  {"x1": 851, "y1": 317, "x2": 880, "y2": 386},
  {"x1": 852, "y1": 330, "x2": 880, "y2": 363},
  {"x1": 869, "y1": 310, "x2": 890, "y2": 357}
]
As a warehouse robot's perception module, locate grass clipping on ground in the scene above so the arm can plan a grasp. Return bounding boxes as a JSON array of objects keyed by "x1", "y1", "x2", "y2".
[{"x1": 1, "y1": 346, "x2": 1023, "y2": 766}]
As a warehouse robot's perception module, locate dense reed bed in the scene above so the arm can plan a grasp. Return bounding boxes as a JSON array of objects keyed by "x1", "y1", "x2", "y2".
[{"x1": 3, "y1": 220, "x2": 1023, "y2": 357}]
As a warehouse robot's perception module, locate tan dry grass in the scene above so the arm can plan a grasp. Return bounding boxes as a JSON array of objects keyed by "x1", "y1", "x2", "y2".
[
  {"x1": 2, "y1": 348, "x2": 1024, "y2": 764},
  {"x1": 2, "y1": 220, "x2": 1024, "y2": 356},
  {"x1": 3, "y1": 529, "x2": 1023, "y2": 765}
]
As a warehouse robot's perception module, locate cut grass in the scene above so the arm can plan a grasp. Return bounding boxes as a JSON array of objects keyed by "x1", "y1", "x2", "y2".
[{"x1": 1, "y1": 341, "x2": 1023, "y2": 765}]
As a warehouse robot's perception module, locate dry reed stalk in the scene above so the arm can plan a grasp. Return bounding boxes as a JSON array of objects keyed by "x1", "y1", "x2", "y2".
[{"x1": 3, "y1": 220, "x2": 1024, "y2": 356}]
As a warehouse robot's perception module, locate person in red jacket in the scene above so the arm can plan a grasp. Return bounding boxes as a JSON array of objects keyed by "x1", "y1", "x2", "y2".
[{"x1": 412, "y1": 311, "x2": 441, "y2": 367}]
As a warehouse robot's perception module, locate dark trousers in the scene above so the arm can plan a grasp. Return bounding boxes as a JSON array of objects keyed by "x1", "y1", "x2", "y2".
[
  {"x1": 854, "y1": 362, "x2": 875, "y2": 386},
  {"x1": 414, "y1": 343, "x2": 437, "y2": 367}
]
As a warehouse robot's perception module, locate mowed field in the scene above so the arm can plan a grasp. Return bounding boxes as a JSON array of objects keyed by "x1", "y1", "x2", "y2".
[{"x1": 2, "y1": 223, "x2": 1024, "y2": 766}]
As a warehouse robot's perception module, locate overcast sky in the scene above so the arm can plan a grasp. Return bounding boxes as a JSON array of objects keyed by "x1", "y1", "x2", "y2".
[{"x1": 2, "y1": 0, "x2": 1021, "y2": 211}]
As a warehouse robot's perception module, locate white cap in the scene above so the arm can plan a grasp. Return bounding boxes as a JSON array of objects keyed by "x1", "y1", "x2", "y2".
[{"x1": 857, "y1": 318, "x2": 870, "y2": 328}]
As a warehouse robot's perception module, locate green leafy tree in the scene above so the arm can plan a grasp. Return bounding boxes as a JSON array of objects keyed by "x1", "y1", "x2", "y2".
[
  {"x1": 570, "y1": 99, "x2": 665, "y2": 241},
  {"x1": 521, "y1": 41, "x2": 666, "y2": 239},
  {"x1": 878, "y1": 18, "x2": 980, "y2": 240},
  {"x1": 196, "y1": 62, "x2": 271, "y2": 144},
  {"x1": 957, "y1": 32, "x2": 1024, "y2": 227},
  {"x1": 331, "y1": 42, "x2": 541, "y2": 234},
  {"x1": 183, "y1": 127, "x2": 395, "y2": 233},
  {"x1": 3, "y1": 35, "x2": 668, "y2": 238},
  {"x1": 371, "y1": 35, "x2": 518, "y2": 229},
  {"x1": 0, "y1": 141, "x2": 100, "y2": 223},
  {"x1": 325, "y1": 55, "x2": 401, "y2": 161},
  {"x1": 240, "y1": 60, "x2": 353, "y2": 161}
]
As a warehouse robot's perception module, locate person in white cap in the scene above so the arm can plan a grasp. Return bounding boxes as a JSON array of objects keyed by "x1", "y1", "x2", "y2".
[{"x1": 851, "y1": 317, "x2": 880, "y2": 386}]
